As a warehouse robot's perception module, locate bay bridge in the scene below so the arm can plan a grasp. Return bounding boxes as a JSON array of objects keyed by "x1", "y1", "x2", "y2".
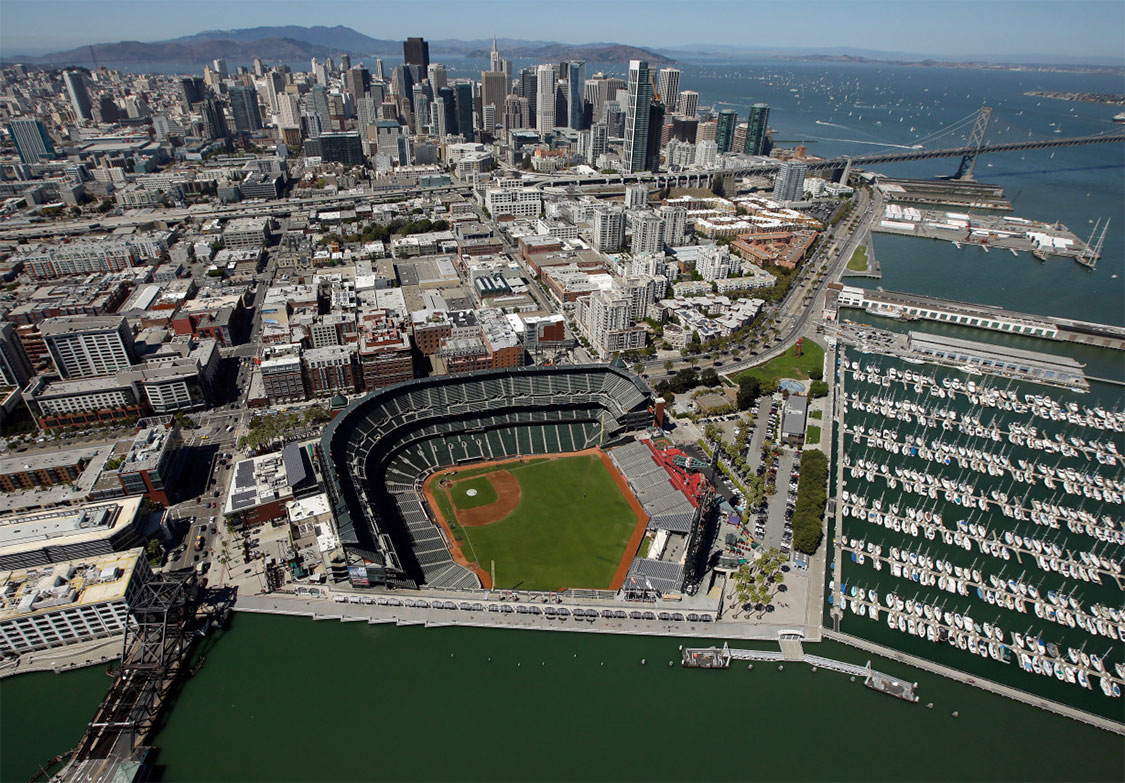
[{"x1": 530, "y1": 106, "x2": 1125, "y2": 190}]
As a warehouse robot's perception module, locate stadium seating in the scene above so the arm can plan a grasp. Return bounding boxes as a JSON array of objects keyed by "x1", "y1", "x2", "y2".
[{"x1": 321, "y1": 366, "x2": 654, "y2": 588}]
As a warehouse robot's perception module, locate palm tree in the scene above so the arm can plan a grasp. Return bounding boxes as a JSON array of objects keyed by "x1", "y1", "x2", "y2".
[{"x1": 635, "y1": 362, "x2": 646, "y2": 375}]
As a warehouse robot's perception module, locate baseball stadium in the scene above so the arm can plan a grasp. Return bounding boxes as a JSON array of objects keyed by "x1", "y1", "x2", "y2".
[{"x1": 320, "y1": 365, "x2": 691, "y2": 593}]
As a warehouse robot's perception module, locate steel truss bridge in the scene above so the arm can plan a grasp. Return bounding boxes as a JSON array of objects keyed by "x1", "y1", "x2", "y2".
[{"x1": 57, "y1": 569, "x2": 199, "y2": 783}]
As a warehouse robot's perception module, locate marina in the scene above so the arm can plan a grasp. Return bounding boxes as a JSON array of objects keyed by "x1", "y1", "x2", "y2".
[{"x1": 830, "y1": 342, "x2": 1124, "y2": 723}]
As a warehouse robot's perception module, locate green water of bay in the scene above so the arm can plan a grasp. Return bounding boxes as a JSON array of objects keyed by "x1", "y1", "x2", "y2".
[
  {"x1": 7, "y1": 613, "x2": 1121, "y2": 782},
  {"x1": 0, "y1": 665, "x2": 111, "y2": 783}
]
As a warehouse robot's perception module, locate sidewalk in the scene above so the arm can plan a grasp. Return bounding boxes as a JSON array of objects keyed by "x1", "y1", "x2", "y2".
[{"x1": 0, "y1": 635, "x2": 122, "y2": 680}]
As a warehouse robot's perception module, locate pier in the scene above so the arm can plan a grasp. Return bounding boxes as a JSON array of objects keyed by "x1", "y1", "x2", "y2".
[
  {"x1": 681, "y1": 643, "x2": 920, "y2": 702},
  {"x1": 828, "y1": 285, "x2": 1125, "y2": 352},
  {"x1": 875, "y1": 177, "x2": 1012, "y2": 211},
  {"x1": 825, "y1": 630, "x2": 1125, "y2": 735},
  {"x1": 873, "y1": 206, "x2": 1091, "y2": 260}
]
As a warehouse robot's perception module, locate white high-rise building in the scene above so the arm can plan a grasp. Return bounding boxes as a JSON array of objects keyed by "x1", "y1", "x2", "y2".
[
  {"x1": 695, "y1": 245, "x2": 737, "y2": 281},
  {"x1": 656, "y1": 68, "x2": 680, "y2": 112},
  {"x1": 535, "y1": 64, "x2": 556, "y2": 135},
  {"x1": 659, "y1": 205, "x2": 688, "y2": 247},
  {"x1": 694, "y1": 140, "x2": 718, "y2": 168},
  {"x1": 490, "y1": 36, "x2": 504, "y2": 74},
  {"x1": 574, "y1": 287, "x2": 646, "y2": 358},
  {"x1": 620, "y1": 275, "x2": 660, "y2": 321},
  {"x1": 630, "y1": 212, "x2": 663, "y2": 255},
  {"x1": 676, "y1": 90, "x2": 699, "y2": 118},
  {"x1": 41, "y1": 316, "x2": 136, "y2": 379},
  {"x1": 623, "y1": 60, "x2": 653, "y2": 172},
  {"x1": 278, "y1": 93, "x2": 302, "y2": 129},
  {"x1": 593, "y1": 205, "x2": 626, "y2": 252},
  {"x1": 624, "y1": 184, "x2": 648, "y2": 209},
  {"x1": 671, "y1": 142, "x2": 696, "y2": 169},
  {"x1": 773, "y1": 161, "x2": 809, "y2": 203}
]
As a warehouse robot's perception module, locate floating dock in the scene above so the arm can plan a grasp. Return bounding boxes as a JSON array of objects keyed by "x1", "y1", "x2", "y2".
[{"x1": 681, "y1": 644, "x2": 920, "y2": 702}]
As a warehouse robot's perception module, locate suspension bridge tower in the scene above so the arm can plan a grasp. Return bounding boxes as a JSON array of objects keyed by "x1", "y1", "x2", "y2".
[{"x1": 954, "y1": 106, "x2": 993, "y2": 180}]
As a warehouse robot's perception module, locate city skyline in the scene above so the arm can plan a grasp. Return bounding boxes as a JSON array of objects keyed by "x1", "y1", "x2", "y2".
[{"x1": 1, "y1": 0, "x2": 1123, "y2": 62}]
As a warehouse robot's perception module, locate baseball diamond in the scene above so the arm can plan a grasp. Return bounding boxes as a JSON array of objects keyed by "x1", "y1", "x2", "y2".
[{"x1": 321, "y1": 365, "x2": 656, "y2": 589}]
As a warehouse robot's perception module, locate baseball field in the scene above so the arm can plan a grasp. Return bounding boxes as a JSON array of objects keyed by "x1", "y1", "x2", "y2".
[{"x1": 425, "y1": 450, "x2": 647, "y2": 592}]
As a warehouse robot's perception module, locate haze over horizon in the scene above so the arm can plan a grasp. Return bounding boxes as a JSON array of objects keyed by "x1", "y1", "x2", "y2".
[{"x1": 2, "y1": 0, "x2": 1123, "y2": 63}]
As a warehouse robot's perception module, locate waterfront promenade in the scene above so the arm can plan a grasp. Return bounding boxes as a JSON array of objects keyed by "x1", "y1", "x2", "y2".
[
  {"x1": 233, "y1": 591, "x2": 820, "y2": 641},
  {"x1": 0, "y1": 635, "x2": 121, "y2": 680}
]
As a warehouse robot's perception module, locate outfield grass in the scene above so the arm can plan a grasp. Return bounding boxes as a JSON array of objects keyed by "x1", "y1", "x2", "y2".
[
  {"x1": 443, "y1": 454, "x2": 638, "y2": 591},
  {"x1": 735, "y1": 339, "x2": 825, "y2": 387},
  {"x1": 847, "y1": 245, "x2": 869, "y2": 272},
  {"x1": 451, "y1": 476, "x2": 498, "y2": 510},
  {"x1": 806, "y1": 424, "x2": 822, "y2": 444}
]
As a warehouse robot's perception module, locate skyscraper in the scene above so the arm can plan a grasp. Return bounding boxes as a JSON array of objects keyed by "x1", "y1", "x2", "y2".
[
  {"x1": 489, "y1": 36, "x2": 505, "y2": 74},
  {"x1": 772, "y1": 160, "x2": 808, "y2": 202},
  {"x1": 201, "y1": 98, "x2": 229, "y2": 140},
  {"x1": 63, "y1": 71, "x2": 92, "y2": 122},
  {"x1": 587, "y1": 122, "x2": 608, "y2": 164},
  {"x1": 7, "y1": 118, "x2": 55, "y2": 163},
  {"x1": 566, "y1": 61, "x2": 586, "y2": 130},
  {"x1": 676, "y1": 90, "x2": 699, "y2": 118},
  {"x1": 212, "y1": 58, "x2": 228, "y2": 78},
  {"x1": 427, "y1": 63, "x2": 447, "y2": 92},
  {"x1": 656, "y1": 68, "x2": 680, "y2": 114},
  {"x1": 453, "y1": 82, "x2": 475, "y2": 139},
  {"x1": 375, "y1": 59, "x2": 385, "y2": 80},
  {"x1": 228, "y1": 86, "x2": 262, "y2": 132},
  {"x1": 180, "y1": 76, "x2": 205, "y2": 109},
  {"x1": 347, "y1": 66, "x2": 370, "y2": 100},
  {"x1": 437, "y1": 86, "x2": 456, "y2": 135},
  {"x1": 503, "y1": 94, "x2": 523, "y2": 131},
  {"x1": 403, "y1": 37, "x2": 430, "y2": 70},
  {"x1": 593, "y1": 205, "x2": 626, "y2": 252},
  {"x1": 644, "y1": 100, "x2": 665, "y2": 173},
  {"x1": 516, "y1": 68, "x2": 537, "y2": 120},
  {"x1": 481, "y1": 70, "x2": 508, "y2": 125},
  {"x1": 715, "y1": 109, "x2": 738, "y2": 153},
  {"x1": 535, "y1": 64, "x2": 555, "y2": 135},
  {"x1": 744, "y1": 103, "x2": 770, "y2": 155},
  {"x1": 623, "y1": 60, "x2": 653, "y2": 173}
]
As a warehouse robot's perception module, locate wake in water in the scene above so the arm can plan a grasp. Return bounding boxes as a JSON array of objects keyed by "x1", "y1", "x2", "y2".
[{"x1": 812, "y1": 136, "x2": 924, "y2": 149}]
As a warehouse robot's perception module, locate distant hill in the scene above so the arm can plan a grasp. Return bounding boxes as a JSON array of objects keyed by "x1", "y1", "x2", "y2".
[
  {"x1": 173, "y1": 25, "x2": 396, "y2": 54},
  {"x1": 462, "y1": 42, "x2": 675, "y2": 65},
  {"x1": 11, "y1": 25, "x2": 675, "y2": 68},
  {"x1": 14, "y1": 37, "x2": 345, "y2": 67}
]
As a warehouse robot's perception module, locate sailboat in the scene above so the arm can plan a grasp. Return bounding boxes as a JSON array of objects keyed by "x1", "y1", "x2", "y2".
[{"x1": 1077, "y1": 218, "x2": 1109, "y2": 270}]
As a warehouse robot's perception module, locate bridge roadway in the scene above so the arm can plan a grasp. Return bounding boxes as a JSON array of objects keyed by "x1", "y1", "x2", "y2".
[{"x1": 524, "y1": 131, "x2": 1125, "y2": 190}]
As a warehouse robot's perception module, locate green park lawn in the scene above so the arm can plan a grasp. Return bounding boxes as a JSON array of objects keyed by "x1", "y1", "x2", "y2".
[
  {"x1": 736, "y1": 339, "x2": 825, "y2": 387},
  {"x1": 446, "y1": 454, "x2": 639, "y2": 591},
  {"x1": 450, "y1": 476, "x2": 498, "y2": 509},
  {"x1": 806, "y1": 424, "x2": 822, "y2": 444},
  {"x1": 847, "y1": 245, "x2": 869, "y2": 271}
]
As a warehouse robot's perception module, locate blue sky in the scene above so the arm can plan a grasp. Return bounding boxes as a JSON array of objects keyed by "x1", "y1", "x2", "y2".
[{"x1": 1, "y1": 0, "x2": 1123, "y2": 60}]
